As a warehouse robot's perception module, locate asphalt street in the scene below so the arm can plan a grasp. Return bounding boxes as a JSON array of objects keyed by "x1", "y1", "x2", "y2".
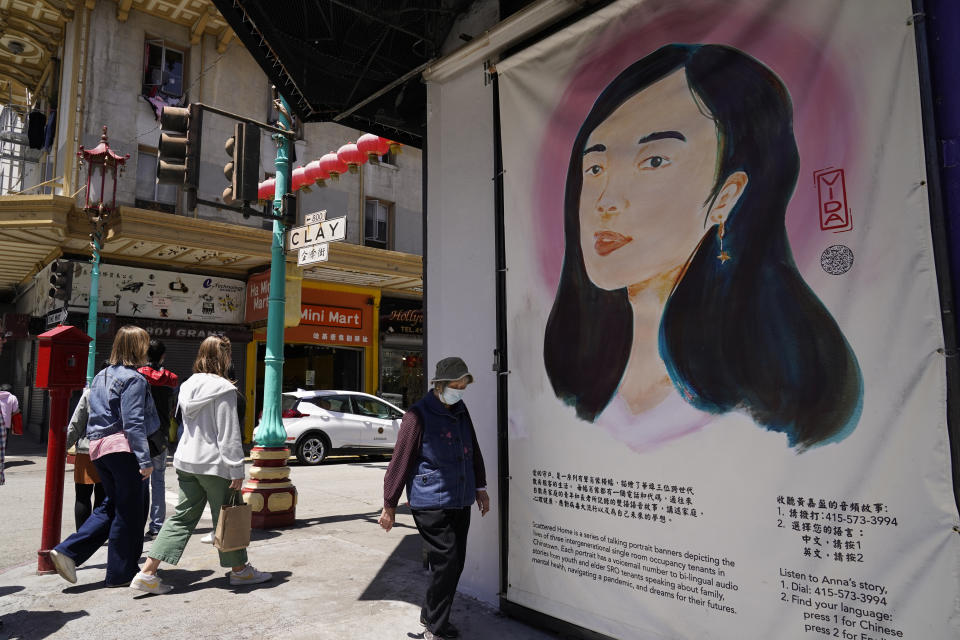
[{"x1": 0, "y1": 435, "x2": 557, "y2": 640}]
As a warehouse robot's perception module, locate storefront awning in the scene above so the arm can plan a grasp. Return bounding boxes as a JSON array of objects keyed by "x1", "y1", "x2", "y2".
[
  {"x1": 0, "y1": 194, "x2": 73, "y2": 293},
  {"x1": 0, "y1": 195, "x2": 422, "y2": 299}
]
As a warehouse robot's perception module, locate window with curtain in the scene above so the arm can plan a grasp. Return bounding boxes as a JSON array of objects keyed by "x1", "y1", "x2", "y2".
[
  {"x1": 364, "y1": 198, "x2": 392, "y2": 249},
  {"x1": 142, "y1": 40, "x2": 185, "y2": 98}
]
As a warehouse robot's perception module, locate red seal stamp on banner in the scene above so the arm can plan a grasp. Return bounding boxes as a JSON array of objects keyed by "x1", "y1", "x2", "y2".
[{"x1": 814, "y1": 167, "x2": 852, "y2": 233}]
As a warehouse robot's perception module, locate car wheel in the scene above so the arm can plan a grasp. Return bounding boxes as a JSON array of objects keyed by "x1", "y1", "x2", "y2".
[{"x1": 296, "y1": 433, "x2": 329, "y2": 465}]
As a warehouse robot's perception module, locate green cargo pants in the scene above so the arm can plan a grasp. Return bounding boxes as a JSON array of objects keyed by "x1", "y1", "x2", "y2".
[{"x1": 149, "y1": 470, "x2": 248, "y2": 569}]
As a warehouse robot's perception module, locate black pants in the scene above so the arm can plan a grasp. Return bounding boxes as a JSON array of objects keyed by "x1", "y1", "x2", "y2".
[
  {"x1": 55, "y1": 452, "x2": 148, "y2": 586},
  {"x1": 411, "y1": 507, "x2": 471, "y2": 633},
  {"x1": 74, "y1": 482, "x2": 106, "y2": 530}
]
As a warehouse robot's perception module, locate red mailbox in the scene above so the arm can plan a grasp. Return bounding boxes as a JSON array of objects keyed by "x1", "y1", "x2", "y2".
[
  {"x1": 35, "y1": 325, "x2": 91, "y2": 574},
  {"x1": 36, "y1": 325, "x2": 91, "y2": 389}
]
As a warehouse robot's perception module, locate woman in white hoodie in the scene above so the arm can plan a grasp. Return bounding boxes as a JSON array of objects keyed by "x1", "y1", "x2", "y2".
[{"x1": 131, "y1": 335, "x2": 271, "y2": 594}]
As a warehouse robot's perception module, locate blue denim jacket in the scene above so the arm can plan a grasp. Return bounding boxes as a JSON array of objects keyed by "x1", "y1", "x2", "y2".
[
  {"x1": 406, "y1": 391, "x2": 477, "y2": 509},
  {"x1": 86, "y1": 364, "x2": 160, "y2": 469}
]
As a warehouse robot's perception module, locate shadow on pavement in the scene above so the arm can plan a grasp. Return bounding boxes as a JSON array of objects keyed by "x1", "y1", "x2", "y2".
[
  {"x1": 126, "y1": 569, "x2": 291, "y2": 597},
  {"x1": 351, "y1": 462, "x2": 393, "y2": 470},
  {"x1": 181, "y1": 525, "x2": 284, "y2": 544},
  {"x1": 0, "y1": 609, "x2": 89, "y2": 639},
  {"x1": 358, "y1": 532, "x2": 425, "y2": 605},
  {"x1": 286, "y1": 505, "x2": 418, "y2": 533},
  {"x1": 0, "y1": 585, "x2": 24, "y2": 597},
  {"x1": 225, "y1": 569, "x2": 291, "y2": 593},
  {"x1": 250, "y1": 528, "x2": 283, "y2": 542},
  {"x1": 292, "y1": 510, "x2": 380, "y2": 528},
  {"x1": 1, "y1": 460, "x2": 35, "y2": 469},
  {"x1": 62, "y1": 581, "x2": 110, "y2": 595}
]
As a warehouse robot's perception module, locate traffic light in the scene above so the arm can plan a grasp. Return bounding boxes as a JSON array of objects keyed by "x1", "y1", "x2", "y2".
[
  {"x1": 222, "y1": 122, "x2": 260, "y2": 205},
  {"x1": 48, "y1": 260, "x2": 73, "y2": 303},
  {"x1": 157, "y1": 103, "x2": 203, "y2": 210}
]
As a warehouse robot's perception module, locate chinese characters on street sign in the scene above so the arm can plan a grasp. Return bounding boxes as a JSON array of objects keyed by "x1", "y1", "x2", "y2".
[{"x1": 287, "y1": 210, "x2": 346, "y2": 266}]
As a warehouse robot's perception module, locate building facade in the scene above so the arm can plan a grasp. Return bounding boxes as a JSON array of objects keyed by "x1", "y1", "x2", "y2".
[{"x1": 0, "y1": 0, "x2": 424, "y2": 438}]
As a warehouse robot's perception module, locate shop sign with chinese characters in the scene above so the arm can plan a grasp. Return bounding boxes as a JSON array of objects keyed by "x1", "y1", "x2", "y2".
[{"x1": 267, "y1": 287, "x2": 374, "y2": 348}]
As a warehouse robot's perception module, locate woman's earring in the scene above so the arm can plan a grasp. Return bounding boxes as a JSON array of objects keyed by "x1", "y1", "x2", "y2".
[{"x1": 717, "y1": 222, "x2": 731, "y2": 264}]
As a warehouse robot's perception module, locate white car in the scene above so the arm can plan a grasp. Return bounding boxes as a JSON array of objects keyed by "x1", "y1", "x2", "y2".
[{"x1": 281, "y1": 390, "x2": 404, "y2": 465}]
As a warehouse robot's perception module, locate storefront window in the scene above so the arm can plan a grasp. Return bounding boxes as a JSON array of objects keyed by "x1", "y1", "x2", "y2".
[
  {"x1": 255, "y1": 343, "x2": 363, "y2": 418},
  {"x1": 380, "y1": 348, "x2": 423, "y2": 408}
]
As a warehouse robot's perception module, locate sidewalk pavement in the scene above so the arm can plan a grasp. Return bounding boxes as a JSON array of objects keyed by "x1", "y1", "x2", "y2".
[{"x1": 0, "y1": 435, "x2": 559, "y2": 640}]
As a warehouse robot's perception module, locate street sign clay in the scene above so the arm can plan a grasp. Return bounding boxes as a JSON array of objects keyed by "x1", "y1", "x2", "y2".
[{"x1": 286, "y1": 215, "x2": 346, "y2": 251}]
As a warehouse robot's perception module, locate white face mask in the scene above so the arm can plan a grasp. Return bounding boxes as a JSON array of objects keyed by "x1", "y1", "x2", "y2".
[{"x1": 440, "y1": 386, "x2": 464, "y2": 405}]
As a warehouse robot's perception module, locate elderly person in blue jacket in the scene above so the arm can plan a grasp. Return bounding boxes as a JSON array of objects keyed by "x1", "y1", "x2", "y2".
[
  {"x1": 379, "y1": 357, "x2": 490, "y2": 640},
  {"x1": 49, "y1": 325, "x2": 160, "y2": 588}
]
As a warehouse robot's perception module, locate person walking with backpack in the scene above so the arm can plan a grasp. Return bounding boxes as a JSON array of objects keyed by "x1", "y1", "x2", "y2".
[
  {"x1": 138, "y1": 339, "x2": 179, "y2": 538},
  {"x1": 131, "y1": 335, "x2": 271, "y2": 594}
]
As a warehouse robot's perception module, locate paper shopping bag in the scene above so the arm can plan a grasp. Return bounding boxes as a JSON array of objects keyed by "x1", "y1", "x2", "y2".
[
  {"x1": 10, "y1": 412, "x2": 22, "y2": 435},
  {"x1": 214, "y1": 490, "x2": 252, "y2": 552}
]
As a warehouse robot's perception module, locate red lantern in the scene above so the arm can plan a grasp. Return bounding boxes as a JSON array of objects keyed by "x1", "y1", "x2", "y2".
[
  {"x1": 292, "y1": 166, "x2": 310, "y2": 191},
  {"x1": 357, "y1": 133, "x2": 391, "y2": 162},
  {"x1": 319, "y1": 152, "x2": 348, "y2": 181},
  {"x1": 337, "y1": 142, "x2": 366, "y2": 173},
  {"x1": 305, "y1": 159, "x2": 328, "y2": 187},
  {"x1": 257, "y1": 178, "x2": 275, "y2": 203},
  {"x1": 385, "y1": 139, "x2": 403, "y2": 155}
]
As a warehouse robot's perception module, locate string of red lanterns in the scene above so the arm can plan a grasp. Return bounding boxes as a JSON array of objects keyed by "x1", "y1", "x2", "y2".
[{"x1": 256, "y1": 134, "x2": 401, "y2": 203}]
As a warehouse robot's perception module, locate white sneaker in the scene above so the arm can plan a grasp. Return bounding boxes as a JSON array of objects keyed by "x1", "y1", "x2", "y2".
[
  {"x1": 229, "y1": 565, "x2": 272, "y2": 586},
  {"x1": 130, "y1": 572, "x2": 173, "y2": 594},
  {"x1": 200, "y1": 533, "x2": 214, "y2": 544},
  {"x1": 48, "y1": 549, "x2": 77, "y2": 584}
]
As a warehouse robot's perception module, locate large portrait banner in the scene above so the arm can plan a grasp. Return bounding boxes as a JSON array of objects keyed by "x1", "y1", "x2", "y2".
[{"x1": 499, "y1": 1, "x2": 960, "y2": 638}]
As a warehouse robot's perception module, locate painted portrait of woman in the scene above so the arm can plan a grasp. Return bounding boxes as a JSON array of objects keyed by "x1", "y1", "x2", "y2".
[{"x1": 543, "y1": 44, "x2": 863, "y2": 451}]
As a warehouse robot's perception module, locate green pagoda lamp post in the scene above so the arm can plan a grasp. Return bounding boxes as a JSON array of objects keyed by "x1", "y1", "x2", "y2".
[
  {"x1": 77, "y1": 126, "x2": 129, "y2": 383},
  {"x1": 243, "y1": 92, "x2": 297, "y2": 528}
]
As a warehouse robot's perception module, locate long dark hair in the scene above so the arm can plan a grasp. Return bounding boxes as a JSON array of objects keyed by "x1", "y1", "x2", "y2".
[{"x1": 543, "y1": 44, "x2": 862, "y2": 449}]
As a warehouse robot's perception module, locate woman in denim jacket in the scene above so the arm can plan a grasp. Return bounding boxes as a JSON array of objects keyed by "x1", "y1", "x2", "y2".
[{"x1": 49, "y1": 325, "x2": 161, "y2": 587}]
